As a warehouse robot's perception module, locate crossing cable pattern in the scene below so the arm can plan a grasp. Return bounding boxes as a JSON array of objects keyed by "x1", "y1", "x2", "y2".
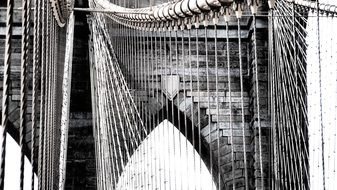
[
  {"x1": 0, "y1": 0, "x2": 337, "y2": 189},
  {"x1": 270, "y1": 0, "x2": 336, "y2": 189},
  {"x1": 88, "y1": 0, "x2": 337, "y2": 189},
  {"x1": 89, "y1": 0, "x2": 268, "y2": 189},
  {"x1": 271, "y1": 0, "x2": 310, "y2": 189},
  {"x1": 0, "y1": 0, "x2": 75, "y2": 189}
]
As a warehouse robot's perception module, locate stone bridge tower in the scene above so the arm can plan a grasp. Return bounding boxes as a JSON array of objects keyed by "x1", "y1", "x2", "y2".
[{"x1": 0, "y1": 0, "x2": 271, "y2": 189}]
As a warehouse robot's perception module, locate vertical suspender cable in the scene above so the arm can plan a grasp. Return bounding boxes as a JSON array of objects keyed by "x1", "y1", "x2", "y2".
[
  {"x1": 159, "y1": 29, "x2": 166, "y2": 190},
  {"x1": 194, "y1": 20, "x2": 200, "y2": 190},
  {"x1": 268, "y1": 3, "x2": 278, "y2": 188},
  {"x1": 204, "y1": 15, "x2": 211, "y2": 190},
  {"x1": 58, "y1": 12, "x2": 75, "y2": 190},
  {"x1": 146, "y1": 30, "x2": 152, "y2": 189},
  {"x1": 39, "y1": 0, "x2": 46, "y2": 188},
  {"x1": 141, "y1": 28, "x2": 146, "y2": 188},
  {"x1": 88, "y1": 18, "x2": 100, "y2": 190},
  {"x1": 252, "y1": 9, "x2": 264, "y2": 190},
  {"x1": 151, "y1": 28, "x2": 159, "y2": 189},
  {"x1": 163, "y1": 27, "x2": 169, "y2": 189},
  {"x1": 44, "y1": 5, "x2": 51, "y2": 187},
  {"x1": 154, "y1": 26, "x2": 161, "y2": 190},
  {"x1": 169, "y1": 27, "x2": 174, "y2": 189},
  {"x1": 181, "y1": 21, "x2": 189, "y2": 190},
  {"x1": 20, "y1": 0, "x2": 31, "y2": 188},
  {"x1": 152, "y1": 28, "x2": 159, "y2": 189},
  {"x1": 225, "y1": 11, "x2": 236, "y2": 189},
  {"x1": 249, "y1": 1, "x2": 264, "y2": 189},
  {"x1": 0, "y1": 0, "x2": 14, "y2": 189},
  {"x1": 187, "y1": 22, "x2": 194, "y2": 190},
  {"x1": 291, "y1": 2, "x2": 303, "y2": 188},
  {"x1": 32, "y1": 0, "x2": 41, "y2": 189},
  {"x1": 213, "y1": 12, "x2": 219, "y2": 190},
  {"x1": 236, "y1": 4, "x2": 244, "y2": 190},
  {"x1": 174, "y1": 26, "x2": 182, "y2": 190},
  {"x1": 316, "y1": 0, "x2": 326, "y2": 188},
  {"x1": 268, "y1": 3, "x2": 275, "y2": 188}
]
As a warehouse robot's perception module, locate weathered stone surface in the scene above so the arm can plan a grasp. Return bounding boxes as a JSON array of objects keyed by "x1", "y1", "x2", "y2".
[{"x1": 0, "y1": 0, "x2": 272, "y2": 189}]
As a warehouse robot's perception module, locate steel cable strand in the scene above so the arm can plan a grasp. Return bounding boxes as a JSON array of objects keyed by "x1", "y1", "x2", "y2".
[
  {"x1": 20, "y1": 0, "x2": 30, "y2": 185},
  {"x1": 32, "y1": 0, "x2": 41, "y2": 189},
  {"x1": 39, "y1": 0, "x2": 47, "y2": 188},
  {"x1": 154, "y1": 27, "x2": 162, "y2": 190},
  {"x1": 91, "y1": 20, "x2": 104, "y2": 190},
  {"x1": 97, "y1": 24, "x2": 145, "y2": 143},
  {"x1": 213, "y1": 17, "x2": 220, "y2": 190},
  {"x1": 273, "y1": 33, "x2": 288, "y2": 188},
  {"x1": 204, "y1": 18, "x2": 212, "y2": 190},
  {"x1": 174, "y1": 28, "x2": 182, "y2": 190},
  {"x1": 93, "y1": 24, "x2": 126, "y2": 171},
  {"x1": 98, "y1": 41, "x2": 131, "y2": 164},
  {"x1": 193, "y1": 24, "x2": 199, "y2": 190},
  {"x1": 58, "y1": 12, "x2": 75, "y2": 190},
  {"x1": 237, "y1": 16, "x2": 244, "y2": 190},
  {"x1": 139, "y1": 28, "x2": 146, "y2": 189},
  {"x1": 275, "y1": 31, "x2": 298, "y2": 187},
  {"x1": 49, "y1": 18, "x2": 57, "y2": 189},
  {"x1": 98, "y1": 17, "x2": 147, "y2": 137},
  {"x1": 181, "y1": 25, "x2": 190, "y2": 190},
  {"x1": 273, "y1": 26, "x2": 284, "y2": 187},
  {"x1": 272, "y1": 30, "x2": 308, "y2": 151},
  {"x1": 125, "y1": 26, "x2": 140, "y2": 146},
  {"x1": 146, "y1": 30, "x2": 152, "y2": 189},
  {"x1": 44, "y1": 6, "x2": 53, "y2": 187},
  {"x1": 272, "y1": 24, "x2": 310, "y2": 149},
  {"x1": 268, "y1": 7, "x2": 280, "y2": 188},
  {"x1": 274, "y1": 15, "x2": 308, "y2": 186},
  {"x1": 94, "y1": 41, "x2": 108, "y2": 190},
  {"x1": 94, "y1": 17, "x2": 139, "y2": 144},
  {"x1": 187, "y1": 26, "x2": 194, "y2": 190},
  {"x1": 252, "y1": 11, "x2": 264, "y2": 190},
  {"x1": 87, "y1": 19, "x2": 103, "y2": 190},
  {"x1": 163, "y1": 28, "x2": 169, "y2": 190},
  {"x1": 93, "y1": 24, "x2": 106, "y2": 189},
  {"x1": 276, "y1": 2, "x2": 310, "y2": 96},
  {"x1": 153, "y1": 28, "x2": 161, "y2": 190},
  {"x1": 274, "y1": 27, "x2": 304, "y2": 188},
  {"x1": 97, "y1": 35, "x2": 138, "y2": 154},
  {"x1": 150, "y1": 29, "x2": 158, "y2": 189},
  {"x1": 168, "y1": 28, "x2": 174, "y2": 190},
  {"x1": 104, "y1": 56, "x2": 139, "y2": 151},
  {"x1": 100, "y1": 53, "x2": 138, "y2": 153},
  {"x1": 273, "y1": 22, "x2": 310, "y2": 177},
  {"x1": 159, "y1": 30, "x2": 168, "y2": 190},
  {"x1": 316, "y1": 0, "x2": 326, "y2": 188},
  {"x1": 274, "y1": 28, "x2": 292, "y2": 188},
  {"x1": 101, "y1": 75, "x2": 116, "y2": 187},
  {"x1": 94, "y1": 35, "x2": 114, "y2": 188},
  {"x1": 0, "y1": 0, "x2": 14, "y2": 189}
]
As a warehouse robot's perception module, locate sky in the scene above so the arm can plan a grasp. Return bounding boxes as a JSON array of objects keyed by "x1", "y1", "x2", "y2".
[
  {"x1": 0, "y1": 132, "x2": 38, "y2": 190},
  {"x1": 116, "y1": 120, "x2": 216, "y2": 190},
  {"x1": 307, "y1": 0, "x2": 337, "y2": 189}
]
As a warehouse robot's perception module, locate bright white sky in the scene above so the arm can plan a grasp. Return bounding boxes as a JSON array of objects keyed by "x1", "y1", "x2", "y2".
[
  {"x1": 117, "y1": 120, "x2": 216, "y2": 189},
  {"x1": 307, "y1": 0, "x2": 337, "y2": 189},
  {"x1": 0, "y1": 133, "x2": 38, "y2": 190}
]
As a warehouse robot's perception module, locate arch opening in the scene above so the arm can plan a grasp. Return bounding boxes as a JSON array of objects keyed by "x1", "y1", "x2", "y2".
[{"x1": 116, "y1": 120, "x2": 217, "y2": 189}]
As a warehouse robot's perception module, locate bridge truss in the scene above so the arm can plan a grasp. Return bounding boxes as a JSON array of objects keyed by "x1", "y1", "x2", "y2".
[{"x1": 1, "y1": 0, "x2": 337, "y2": 189}]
